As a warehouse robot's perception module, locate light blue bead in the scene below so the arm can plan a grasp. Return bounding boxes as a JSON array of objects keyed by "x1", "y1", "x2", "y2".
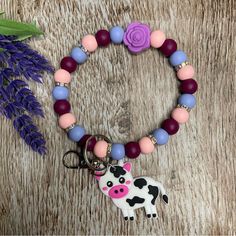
[
  {"x1": 153, "y1": 128, "x2": 169, "y2": 145},
  {"x1": 169, "y1": 50, "x2": 188, "y2": 66},
  {"x1": 178, "y1": 94, "x2": 196, "y2": 109},
  {"x1": 111, "y1": 143, "x2": 125, "y2": 160},
  {"x1": 110, "y1": 26, "x2": 124, "y2": 44},
  {"x1": 68, "y1": 125, "x2": 86, "y2": 142},
  {"x1": 71, "y1": 47, "x2": 88, "y2": 64},
  {"x1": 52, "y1": 86, "x2": 69, "y2": 100}
]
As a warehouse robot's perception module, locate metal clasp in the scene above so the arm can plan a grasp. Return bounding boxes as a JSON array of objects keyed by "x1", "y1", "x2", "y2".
[
  {"x1": 62, "y1": 149, "x2": 88, "y2": 169},
  {"x1": 62, "y1": 134, "x2": 113, "y2": 176}
]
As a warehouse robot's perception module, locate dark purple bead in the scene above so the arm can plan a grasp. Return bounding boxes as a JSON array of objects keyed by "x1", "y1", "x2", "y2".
[
  {"x1": 125, "y1": 142, "x2": 141, "y2": 159},
  {"x1": 180, "y1": 79, "x2": 198, "y2": 94},
  {"x1": 95, "y1": 29, "x2": 111, "y2": 47},
  {"x1": 159, "y1": 39, "x2": 177, "y2": 57},
  {"x1": 162, "y1": 118, "x2": 179, "y2": 135},
  {"x1": 78, "y1": 134, "x2": 97, "y2": 151},
  {"x1": 53, "y1": 100, "x2": 71, "y2": 116},
  {"x1": 60, "y1": 56, "x2": 77, "y2": 73}
]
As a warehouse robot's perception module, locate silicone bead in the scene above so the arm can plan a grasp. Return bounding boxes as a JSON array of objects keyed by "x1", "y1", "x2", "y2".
[
  {"x1": 150, "y1": 30, "x2": 166, "y2": 48},
  {"x1": 54, "y1": 100, "x2": 71, "y2": 115},
  {"x1": 152, "y1": 128, "x2": 169, "y2": 145},
  {"x1": 52, "y1": 86, "x2": 69, "y2": 100},
  {"x1": 169, "y1": 50, "x2": 188, "y2": 66},
  {"x1": 71, "y1": 47, "x2": 88, "y2": 64},
  {"x1": 178, "y1": 94, "x2": 196, "y2": 109},
  {"x1": 162, "y1": 118, "x2": 179, "y2": 135},
  {"x1": 177, "y1": 65, "x2": 195, "y2": 80},
  {"x1": 68, "y1": 125, "x2": 86, "y2": 142},
  {"x1": 54, "y1": 69, "x2": 71, "y2": 83},
  {"x1": 95, "y1": 29, "x2": 111, "y2": 47},
  {"x1": 110, "y1": 26, "x2": 124, "y2": 44},
  {"x1": 139, "y1": 137, "x2": 155, "y2": 154},
  {"x1": 159, "y1": 39, "x2": 177, "y2": 57},
  {"x1": 111, "y1": 143, "x2": 125, "y2": 160},
  {"x1": 180, "y1": 79, "x2": 198, "y2": 94},
  {"x1": 171, "y1": 108, "x2": 189, "y2": 124},
  {"x1": 81, "y1": 34, "x2": 98, "y2": 52},
  {"x1": 94, "y1": 140, "x2": 109, "y2": 159},
  {"x1": 125, "y1": 142, "x2": 141, "y2": 159},
  {"x1": 78, "y1": 134, "x2": 96, "y2": 151},
  {"x1": 60, "y1": 56, "x2": 77, "y2": 73},
  {"x1": 58, "y1": 113, "x2": 76, "y2": 129}
]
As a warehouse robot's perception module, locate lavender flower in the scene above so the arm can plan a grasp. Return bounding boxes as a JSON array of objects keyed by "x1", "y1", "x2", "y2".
[{"x1": 0, "y1": 34, "x2": 53, "y2": 155}]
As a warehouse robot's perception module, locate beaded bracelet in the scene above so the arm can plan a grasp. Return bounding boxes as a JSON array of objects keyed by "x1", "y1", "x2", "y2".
[{"x1": 52, "y1": 22, "x2": 197, "y2": 220}]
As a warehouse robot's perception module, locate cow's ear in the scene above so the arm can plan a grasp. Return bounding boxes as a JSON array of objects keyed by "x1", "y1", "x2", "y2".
[{"x1": 123, "y1": 162, "x2": 132, "y2": 172}]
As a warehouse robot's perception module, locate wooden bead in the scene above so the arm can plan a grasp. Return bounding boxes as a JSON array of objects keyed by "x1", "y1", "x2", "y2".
[
  {"x1": 162, "y1": 118, "x2": 179, "y2": 135},
  {"x1": 150, "y1": 30, "x2": 166, "y2": 48},
  {"x1": 95, "y1": 29, "x2": 111, "y2": 47},
  {"x1": 58, "y1": 113, "x2": 76, "y2": 129},
  {"x1": 82, "y1": 35, "x2": 98, "y2": 52},
  {"x1": 60, "y1": 57, "x2": 77, "y2": 73},
  {"x1": 54, "y1": 69, "x2": 71, "y2": 83},
  {"x1": 177, "y1": 65, "x2": 195, "y2": 80},
  {"x1": 125, "y1": 142, "x2": 141, "y2": 159},
  {"x1": 54, "y1": 100, "x2": 71, "y2": 116},
  {"x1": 94, "y1": 140, "x2": 108, "y2": 159},
  {"x1": 139, "y1": 137, "x2": 155, "y2": 154},
  {"x1": 171, "y1": 108, "x2": 189, "y2": 124}
]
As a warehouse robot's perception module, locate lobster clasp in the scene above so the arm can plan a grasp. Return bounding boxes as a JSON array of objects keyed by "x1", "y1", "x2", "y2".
[
  {"x1": 62, "y1": 134, "x2": 113, "y2": 175},
  {"x1": 62, "y1": 149, "x2": 88, "y2": 169}
]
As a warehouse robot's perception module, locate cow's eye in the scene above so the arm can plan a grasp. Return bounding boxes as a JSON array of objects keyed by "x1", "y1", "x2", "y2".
[
  {"x1": 107, "y1": 181, "x2": 113, "y2": 187},
  {"x1": 119, "y1": 177, "x2": 125, "y2": 184}
]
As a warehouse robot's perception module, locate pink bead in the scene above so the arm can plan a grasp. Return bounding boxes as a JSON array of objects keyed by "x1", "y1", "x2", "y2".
[
  {"x1": 171, "y1": 108, "x2": 189, "y2": 124},
  {"x1": 150, "y1": 30, "x2": 166, "y2": 48},
  {"x1": 58, "y1": 113, "x2": 76, "y2": 129},
  {"x1": 81, "y1": 34, "x2": 98, "y2": 52},
  {"x1": 177, "y1": 65, "x2": 195, "y2": 80},
  {"x1": 94, "y1": 140, "x2": 108, "y2": 159},
  {"x1": 139, "y1": 137, "x2": 155, "y2": 154},
  {"x1": 54, "y1": 69, "x2": 71, "y2": 83}
]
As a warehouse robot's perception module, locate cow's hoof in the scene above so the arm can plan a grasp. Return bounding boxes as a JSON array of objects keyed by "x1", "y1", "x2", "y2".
[
  {"x1": 130, "y1": 217, "x2": 134, "y2": 221},
  {"x1": 147, "y1": 214, "x2": 152, "y2": 218},
  {"x1": 124, "y1": 216, "x2": 128, "y2": 221},
  {"x1": 152, "y1": 213, "x2": 157, "y2": 218}
]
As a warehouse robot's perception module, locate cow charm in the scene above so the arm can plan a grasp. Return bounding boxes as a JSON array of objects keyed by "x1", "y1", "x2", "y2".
[{"x1": 95, "y1": 162, "x2": 168, "y2": 220}]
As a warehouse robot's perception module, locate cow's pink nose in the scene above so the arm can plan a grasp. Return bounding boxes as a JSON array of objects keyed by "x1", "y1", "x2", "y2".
[{"x1": 108, "y1": 185, "x2": 129, "y2": 199}]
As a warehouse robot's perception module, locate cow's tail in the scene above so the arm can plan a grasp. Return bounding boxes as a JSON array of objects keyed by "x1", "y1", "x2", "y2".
[{"x1": 156, "y1": 181, "x2": 168, "y2": 204}]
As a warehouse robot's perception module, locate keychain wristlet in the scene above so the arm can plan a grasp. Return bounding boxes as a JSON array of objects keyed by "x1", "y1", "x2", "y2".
[
  {"x1": 52, "y1": 22, "x2": 197, "y2": 220},
  {"x1": 52, "y1": 22, "x2": 197, "y2": 161}
]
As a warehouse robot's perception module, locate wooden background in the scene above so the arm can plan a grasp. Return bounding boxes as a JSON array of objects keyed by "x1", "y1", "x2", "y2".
[{"x1": 0, "y1": 0, "x2": 235, "y2": 235}]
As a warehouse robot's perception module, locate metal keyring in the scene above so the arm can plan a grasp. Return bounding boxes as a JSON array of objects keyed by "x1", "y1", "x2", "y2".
[
  {"x1": 83, "y1": 134, "x2": 113, "y2": 174},
  {"x1": 62, "y1": 150, "x2": 81, "y2": 169}
]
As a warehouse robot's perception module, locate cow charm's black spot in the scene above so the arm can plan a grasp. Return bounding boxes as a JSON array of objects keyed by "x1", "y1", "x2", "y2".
[
  {"x1": 110, "y1": 166, "x2": 126, "y2": 178},
  {"x1": 163, "y1": 194, "x2": 168, "y2": 204},
  {"x1": 134, "y1": 178, "x2": 147, "y2": 189},
  {"x1": 126, "y1": 196, "x2": 145, "y2": 207},
  {"x1": 148, "y1": 185, "x2": 159, "y2": 205}
]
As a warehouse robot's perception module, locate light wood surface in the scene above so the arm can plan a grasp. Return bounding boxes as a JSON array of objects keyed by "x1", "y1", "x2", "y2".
[{"x1": 0, "y1": 0, "x2": 235, "y2": 235}]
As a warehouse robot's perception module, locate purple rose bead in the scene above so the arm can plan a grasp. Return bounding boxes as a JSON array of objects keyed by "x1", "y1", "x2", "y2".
[{"x1": 123, "y1": 22, "x2": 151, "y2": 54}]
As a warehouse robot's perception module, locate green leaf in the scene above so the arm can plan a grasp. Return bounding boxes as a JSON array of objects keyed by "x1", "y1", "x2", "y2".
[
  {"x1": 0, "y1": 47, "x2": 5, "y2": 52},
  {"x1": 14, "y1": 34, "x2": 33, "y2": 41},
  {"x1": 0, "y1": 18, "x2": 43, "y2": 39}
]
